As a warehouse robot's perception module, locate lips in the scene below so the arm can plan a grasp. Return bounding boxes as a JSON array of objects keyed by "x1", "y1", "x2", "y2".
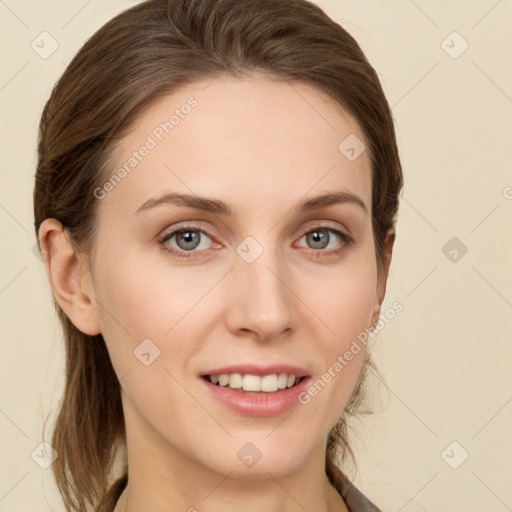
[{"x1": 199, "y1": 364, "x2": 312, "y2": 416}]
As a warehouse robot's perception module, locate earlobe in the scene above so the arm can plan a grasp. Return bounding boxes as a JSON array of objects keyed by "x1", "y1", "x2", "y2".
[{"x1": 38, "y1": 218, "x2": 101, "y2": 336}]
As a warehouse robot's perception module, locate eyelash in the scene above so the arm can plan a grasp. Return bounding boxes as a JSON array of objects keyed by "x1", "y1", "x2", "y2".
[{"x1": 157, "y1": 222, "x2": 355, "y2": 260}]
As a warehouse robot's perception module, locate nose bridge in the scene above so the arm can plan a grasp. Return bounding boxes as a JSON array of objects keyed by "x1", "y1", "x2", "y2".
[{"x1": 228, "y1": 233, "x2": 292, "y2": 338}]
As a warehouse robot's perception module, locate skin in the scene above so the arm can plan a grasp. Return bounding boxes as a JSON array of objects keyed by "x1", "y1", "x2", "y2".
[{"x1": 39, "y1": 74, "x2": 394, "y2": 512}]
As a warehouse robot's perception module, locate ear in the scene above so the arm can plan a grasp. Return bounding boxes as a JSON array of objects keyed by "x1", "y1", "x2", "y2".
[
  {"x1": 38, "y1": 218, "x2": 101, "y2": 336},
  {"x1": 372, "y1": 227, "x2": 396, "y2": 322}
]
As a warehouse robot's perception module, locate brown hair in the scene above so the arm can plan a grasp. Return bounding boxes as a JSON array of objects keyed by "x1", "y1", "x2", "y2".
[{"x1": 33, "y1": 0, "x2": 403, "y2": 510}]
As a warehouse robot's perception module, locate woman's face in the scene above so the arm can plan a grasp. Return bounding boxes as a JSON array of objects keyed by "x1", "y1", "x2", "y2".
[{"x1": 81, "y1": 75, "x2": 390, "y2": 480}]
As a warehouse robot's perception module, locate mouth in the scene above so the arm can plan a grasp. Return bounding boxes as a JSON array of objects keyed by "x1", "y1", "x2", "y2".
[
  {"x1": 199, "y1": 365, "x2": 312, "y2": 417},
  {"x1": 201, "y1": 373, "x2": 307, "y2": 393}
]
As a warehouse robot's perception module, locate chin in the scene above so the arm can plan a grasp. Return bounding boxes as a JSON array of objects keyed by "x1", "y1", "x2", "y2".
[{"x1": 198, "y1": 438, "x2": 312, "y2": 480}]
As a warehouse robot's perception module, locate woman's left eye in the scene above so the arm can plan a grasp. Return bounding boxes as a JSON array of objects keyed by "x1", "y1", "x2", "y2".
[
  {"x1": 158, "y1": 224, "x2": 354, "y2": 260},
  {"x1": 296, "y1": 226, "x2": 355, "y2": 257}
]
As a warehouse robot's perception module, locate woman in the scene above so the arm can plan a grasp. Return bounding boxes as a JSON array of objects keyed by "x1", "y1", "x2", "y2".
[{"x1": 33, "y1": 0, "x2": 403, "y2": 510}]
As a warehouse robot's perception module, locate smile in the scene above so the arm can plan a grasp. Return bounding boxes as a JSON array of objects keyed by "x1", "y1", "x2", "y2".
[
  {"x1": 200, "y1": 365, "x2": 312, "y2": 417},
  {"x1": 204, "y1": 373, "x2": 304, "y2": 393}
]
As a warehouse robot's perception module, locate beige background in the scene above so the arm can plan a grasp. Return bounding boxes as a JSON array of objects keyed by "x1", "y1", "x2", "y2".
[{"x1": 1, "y1": 0, "x2": 511, "y2": 511}]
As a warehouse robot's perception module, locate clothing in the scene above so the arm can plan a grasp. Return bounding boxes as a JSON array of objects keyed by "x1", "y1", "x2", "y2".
[
  {"x1": 105, "y1": 472, "x2": 382, "y2": 512},
  {"x1": 341, "y1": 480, "x2": 382, "y2": 512}
]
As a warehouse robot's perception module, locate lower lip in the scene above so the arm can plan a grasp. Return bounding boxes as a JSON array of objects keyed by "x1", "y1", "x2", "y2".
[{"x1": 200, "y1": 376, "x2": 311, "y2": 417}]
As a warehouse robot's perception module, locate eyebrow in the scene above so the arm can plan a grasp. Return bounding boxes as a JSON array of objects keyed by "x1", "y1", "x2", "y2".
[{"x1": 133, "y1": 190, "x2": 368, "y2": 217}]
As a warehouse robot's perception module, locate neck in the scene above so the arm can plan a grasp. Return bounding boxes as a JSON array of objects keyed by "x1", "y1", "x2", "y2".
[
  {"x1": 112, "y1": 435, "x2": 349, "y2": 512},
  {"x1": 113, "y1": 476, "x2": 348, "y2": 512}
]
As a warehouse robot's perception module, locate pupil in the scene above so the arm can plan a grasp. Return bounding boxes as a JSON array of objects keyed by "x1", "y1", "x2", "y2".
[
  {"x1": 179, "y1": 230, "x2": 199, "y2": 250},
  {"x1": 309, "y1": 230, "x2": 327, "y2": 249}
]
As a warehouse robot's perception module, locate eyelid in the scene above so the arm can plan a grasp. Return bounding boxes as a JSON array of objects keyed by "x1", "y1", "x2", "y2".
[
  {"x1": 297, "y1": 220, "x2": 350, "y2": 238},
  {"x1": 157, "y1": 221, "x2": 219, "y2": 245}
]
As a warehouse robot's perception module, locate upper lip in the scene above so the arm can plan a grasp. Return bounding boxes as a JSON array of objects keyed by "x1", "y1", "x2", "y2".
[{"x1": 201, "y1": 364, "x2": 310, "y2": 378}]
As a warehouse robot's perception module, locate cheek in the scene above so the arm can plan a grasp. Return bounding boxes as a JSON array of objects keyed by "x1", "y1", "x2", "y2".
[
  {"x1": 296, "y1": 262, "x2": 376, "y2": 426},
  {"x1": 304, "y1": 259, "x2": 377, "y2": 342},
  {"x1": 91, "y1": 254, "x2": 211, "y2": 438},
  {"x1": 91, "y1": 249, "x2": 223, "y2": 377}
]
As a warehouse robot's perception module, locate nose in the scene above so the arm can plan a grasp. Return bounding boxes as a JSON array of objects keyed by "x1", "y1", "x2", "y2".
[{"x1": 224, "y1": 244, "x2": 293, "y2": 342}]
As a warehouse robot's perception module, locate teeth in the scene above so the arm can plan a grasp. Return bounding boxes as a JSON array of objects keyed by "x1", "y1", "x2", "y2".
[
  {"x1": 229, "y1": 373, "x2": 243, "y2": 389},
  {"x1": 207, "y1": 373, "x2": 301, "y2": 392},
  {"x1": 243, "y1": 374, "x2": 261, "y2": 391},
  {"x1": 260, "y1": 374, "x2": 278, "y2": 392}
]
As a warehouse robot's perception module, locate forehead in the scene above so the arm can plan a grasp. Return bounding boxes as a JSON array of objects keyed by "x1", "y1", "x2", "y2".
[{"x1": 99, "y1": 75, "x2": 371, "y2": 221}]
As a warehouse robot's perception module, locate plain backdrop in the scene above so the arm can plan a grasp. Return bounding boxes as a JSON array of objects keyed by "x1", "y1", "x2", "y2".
[{"x1": 0, "y1": 1, "x2": 511, "y2": 511}]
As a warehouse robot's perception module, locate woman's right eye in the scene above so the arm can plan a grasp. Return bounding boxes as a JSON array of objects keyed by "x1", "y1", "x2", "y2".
[{"x1": 158, "y1": 226, "x2": 216, "y2": 259}]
